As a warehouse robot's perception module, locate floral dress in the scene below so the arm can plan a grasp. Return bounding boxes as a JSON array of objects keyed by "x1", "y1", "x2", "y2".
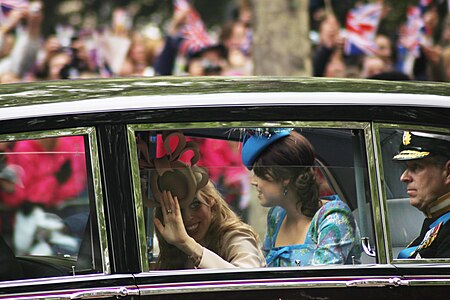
[{"x1": 262, "y1": 195, "x2": 361, "y2": 267}]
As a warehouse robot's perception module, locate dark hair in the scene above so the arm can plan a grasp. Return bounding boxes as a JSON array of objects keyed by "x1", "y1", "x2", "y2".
[
  {"x1": 430, "y1": 155, "x2": 450, "y2": 168},
  {"x1": 185, "y1": 45, "x2": 227, "y2": 74},
  {"x1": 368, "y1": 71, "x2": 410, "y2": 81},
  {"x1": 253, "y1": 131, "x2": 320, "y2": 217}
]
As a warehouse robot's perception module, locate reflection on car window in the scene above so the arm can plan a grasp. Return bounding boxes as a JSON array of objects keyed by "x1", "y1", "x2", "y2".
[
  {"x1": 0, "y1": 135, "x2": 99, "y2": 280},
  {"x1": 133, "y1": 126, "x2": 375, "y2": 269}
]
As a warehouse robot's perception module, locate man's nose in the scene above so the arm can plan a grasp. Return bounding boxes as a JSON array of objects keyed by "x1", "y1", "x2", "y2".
[{"x1": 400, "y1": 169, "x2": 411, "y2": 182}]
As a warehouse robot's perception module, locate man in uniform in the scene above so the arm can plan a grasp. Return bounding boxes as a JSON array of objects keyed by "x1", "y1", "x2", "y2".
[{"x1": 393, "y1": 131, "x2": 450, "y2": 259}]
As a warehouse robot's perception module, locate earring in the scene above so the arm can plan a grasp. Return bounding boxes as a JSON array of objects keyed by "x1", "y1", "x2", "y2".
[{"x1": 283, "y1": 187, "x2": 288, "y2": 196}]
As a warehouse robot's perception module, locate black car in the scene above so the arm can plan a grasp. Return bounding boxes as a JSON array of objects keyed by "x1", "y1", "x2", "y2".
[{"x1": 0, "y1": 77, "x2": 449, "y2": 300}]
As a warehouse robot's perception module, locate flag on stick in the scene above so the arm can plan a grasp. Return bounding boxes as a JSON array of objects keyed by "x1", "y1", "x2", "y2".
[
  {"x1": 398, "y1": 6, "x2": 425, "y2": 58},
  {"x1": 173, "y1": 0, "x2": 213, "y2": 55},
  {"x1": 344, "y1": 3, "x2": 383, "y2": 56}
]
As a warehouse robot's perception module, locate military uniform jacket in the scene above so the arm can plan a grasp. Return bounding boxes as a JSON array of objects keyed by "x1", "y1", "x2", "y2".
[{"x1": 398, "y1": 211, "x2": 450, "y2": 259}]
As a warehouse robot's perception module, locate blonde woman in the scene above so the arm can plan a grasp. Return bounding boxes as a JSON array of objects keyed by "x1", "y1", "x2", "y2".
[
  {"x1": 154, "y1": 181, "x2": 265, "y2": 269},
  {"x1": 143, "y1": 131, "x2": 265, "y2": 269}
]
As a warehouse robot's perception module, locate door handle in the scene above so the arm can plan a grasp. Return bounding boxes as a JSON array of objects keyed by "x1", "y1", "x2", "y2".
[
  {"x1": 67, "y1": 287, "x2": 139, "y2": 299},
  {"x1": 346, "y1": 277, "x2": 408, "y2": 287},
  {"x1": 361, "y1": 237, "x2": 376, "y2": 257}
]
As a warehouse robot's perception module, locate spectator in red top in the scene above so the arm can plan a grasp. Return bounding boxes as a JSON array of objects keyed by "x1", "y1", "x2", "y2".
[{"x1": 1, "y1": 136, "x2": 87, "y2": 208}]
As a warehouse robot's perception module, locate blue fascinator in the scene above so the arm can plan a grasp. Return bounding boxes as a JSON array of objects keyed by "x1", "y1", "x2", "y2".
[{"x1": 241, "y1": 128, "x2": 292, "y2": 170}]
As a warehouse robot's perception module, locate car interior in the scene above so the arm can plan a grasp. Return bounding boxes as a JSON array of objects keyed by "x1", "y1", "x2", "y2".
[{"x1": 133, "y1": 126, "x2": 377, "y2": 268}]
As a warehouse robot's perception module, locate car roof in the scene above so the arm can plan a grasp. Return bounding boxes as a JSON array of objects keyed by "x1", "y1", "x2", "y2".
[{"x1": 0, "y1": 77, "x2": 449, "y2": 121}]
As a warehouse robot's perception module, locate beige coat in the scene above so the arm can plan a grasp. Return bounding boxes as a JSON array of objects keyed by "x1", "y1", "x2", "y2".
[{"x1": 186, "y1": 231, "x2": 266, "y2": 269}]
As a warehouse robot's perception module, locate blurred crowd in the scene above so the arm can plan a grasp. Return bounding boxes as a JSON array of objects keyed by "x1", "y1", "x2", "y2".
[
  {"x1": 312, "y1": 0, "x2": 450, "y2": 81},
  {"x1": 0, "y1": 0, "x2": 449, "y2": 83}
]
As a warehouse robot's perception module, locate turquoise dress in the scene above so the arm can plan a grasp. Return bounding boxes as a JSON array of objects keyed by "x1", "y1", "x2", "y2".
[{"x1": 263, "y1": 195, "x2": 361, "y2": 267}]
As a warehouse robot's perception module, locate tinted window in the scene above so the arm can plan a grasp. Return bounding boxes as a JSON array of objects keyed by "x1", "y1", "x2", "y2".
[
  {"x1": 131, "y1": 124, "x2": 376, "y2": 269},
  {"x1": 0, "y1": 134, "x2": 103, "y2": 280},
  {"x1": 379, "y1": 127, "x2": 450, "y2": 261}
]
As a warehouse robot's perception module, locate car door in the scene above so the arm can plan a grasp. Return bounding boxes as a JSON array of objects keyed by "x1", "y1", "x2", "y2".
[
  {"x1": 126, "y1": 118, "x2": 412, "y2": 299},
  {"x1": 0, "y1": 127, "x2": 139, "y2": 300},
  {"x1": 374, "y1": 123, "x2": 450, "y2": 299}
]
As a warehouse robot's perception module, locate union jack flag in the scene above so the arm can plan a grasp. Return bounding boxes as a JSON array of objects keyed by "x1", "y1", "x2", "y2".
[
  {"x1": 344, "y1": 3, "x2": 383, "y2": 56},
  {"x1": 1, "y1": 0, "x2": 28, "y2": 14},
  {"x1": 0, "y1": 0, "x2": 29, "y2": 23},
  {"x1": 398, "y1": 6, "x2": 425, "y2": 58},
  {"x1": 420, "y1": 0, "x2": 433, "y2": 8},
  {"x1": 173, "y1": 0, "x2": 213, "y2": 56}
]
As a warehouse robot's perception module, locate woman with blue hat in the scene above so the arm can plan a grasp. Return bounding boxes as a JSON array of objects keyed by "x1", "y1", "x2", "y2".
[{"x1": 241, "y1": 128, "x2": 361, "y2": 267}]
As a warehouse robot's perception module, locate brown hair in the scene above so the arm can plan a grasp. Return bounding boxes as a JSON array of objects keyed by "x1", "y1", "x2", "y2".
[{"x1": 253, "y1": 131, "x2": 320, "y2": 217}]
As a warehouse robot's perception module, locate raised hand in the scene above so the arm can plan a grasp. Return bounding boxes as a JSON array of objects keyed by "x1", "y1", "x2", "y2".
[{"x1": 153, "y1": 190, "x2": 191, "y2": 247}]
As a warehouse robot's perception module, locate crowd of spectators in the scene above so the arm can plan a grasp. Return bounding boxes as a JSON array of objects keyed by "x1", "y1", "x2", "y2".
[{"x1": 0, "y1": 0, "x2": 449, "y2": 84}]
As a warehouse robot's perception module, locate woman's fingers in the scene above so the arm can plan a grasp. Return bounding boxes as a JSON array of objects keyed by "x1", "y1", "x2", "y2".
[
  {"x1": 169, "y1": 193, "x2": 178, "y2": 215},
  {"x1": 160, "y1": 191, "x2": 168, "y2": 215},
  {"x1": 155, "y1": 192, "x2": 186, "y2": 246},
  {"x1": 162, "y1": 190, "x2": 177, "y2": 216},
  {"x1": 153, "y1": 217, "x2": 163, "y2": 233},
  {"x1": 173, "y1": 195, "x2": 180, "y2": 214}
]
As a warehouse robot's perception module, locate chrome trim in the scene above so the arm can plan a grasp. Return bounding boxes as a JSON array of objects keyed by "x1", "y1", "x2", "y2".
[
  {"x1": 346, "y1": 277, "x2": 408, "y2": 287},
  {"x1": 368, "y1": 123, "x2": 388, "y2": 263},
  {"x1": 0, "y1": 274, "x2": 131, "y2": 288},
  {"x1": 1, "y1": 92, "x2": 449, "y2": 122},
  {"x1": 127, "y1": 121, "x2": 370, "y2": 272},
  {"x1": 67, "y1": 286, "x2": 139, "y2": 299},
  {"x1": 86, "y1": 128, "x2": 110, "y2": 274},
  {"x1": 404, "y1": 274, "x2": 450, "y2": 286},
  {"x1": 0, "y1": 128, "x2": 92, "y2": 142},
  {"x1": 355, "y1": 124, "x2": 380, "y2": 261},
  {"x1": 0, "y1": 286, "x2": 139, "y2": 300},
  {"x1": 129, "y1": 121, "x2": 370, "y2": 131},
  {"x1": 127, "y1": 125, "x2": 149, "y2": 272},
  {"x1": 407, "y1": 279, "x2": 450, "y2": 286},
  {"x1": 136, "y1": 275, "x2": 402, "y2": 296},
  {"x1": 139, "y1": 278, "x2": 346, "y2": 295},
  {"x1": 0, "y1": 127, "x2": 109, "y2": 274},
  {"x1": 372, "y1": 123, "x2": 450, "y2": 264}
]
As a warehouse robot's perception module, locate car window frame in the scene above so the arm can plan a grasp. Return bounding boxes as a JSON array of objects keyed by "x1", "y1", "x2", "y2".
[
  {"x1": 127, "y1": 120, "x2": 383, "y2": 272},
  {"x1": 0, "y1": 126, "x2": 110, "y2": 279},
  {"x1": 373, "y1": 122, "x2": 450, "y2": 264}
]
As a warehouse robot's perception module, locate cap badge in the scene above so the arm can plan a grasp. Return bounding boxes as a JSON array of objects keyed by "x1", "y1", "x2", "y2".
[{"x1": 402, "y1": 131, "x2": 412, "y2": 146}]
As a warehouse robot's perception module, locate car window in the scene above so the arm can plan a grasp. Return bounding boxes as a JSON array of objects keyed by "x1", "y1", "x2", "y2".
[
  {"x1": 378, "y1": 126, "x2": 450, "y2": 261},
  {"x1": 129, "y1": 123, "x2": 377, "y2": 270},
  {"x1": 0, "y1": 130, "x2": 106, "y2": 281}
]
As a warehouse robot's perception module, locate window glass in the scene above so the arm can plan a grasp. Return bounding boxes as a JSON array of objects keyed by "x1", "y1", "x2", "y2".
[
  {"x1": 379, "y1": 128, "x2": 450, "y2": 260},
  {"x1": 0, "y1": 134, "x2": 101, "y2": 281},
  {"x1": 133, "y1": 125, "x2": 375, "y2": 269}
]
